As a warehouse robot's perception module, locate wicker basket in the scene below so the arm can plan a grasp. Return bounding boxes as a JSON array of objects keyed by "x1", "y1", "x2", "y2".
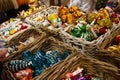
[
  {"x1": 58, "y1": 23, "x2": 120, "y2": 53},
  {"x1": 35, "y1": 52, "x2": 120, "y2": 80},
  {"x1": 6, "y1": 28, "x2": 46, "y2": 56},
  {"x1": 25, "y1": 6, "x2": 60, "y2": 36},
  {"x1": 88, "y1": 50, "x2": 120, "y2": 69},
  {"x1": 3, "y1": 37, "x2": 78, "y2": 80}
]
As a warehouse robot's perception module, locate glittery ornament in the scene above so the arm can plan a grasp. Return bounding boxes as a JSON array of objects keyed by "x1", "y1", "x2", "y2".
[
  {"x1": 77, "y1": 23, "x2": 86, "y2": 33},
  {"x1": 99, "y1": 27, "x2": 107, "y2": 35},
  {"x1": 85, "y1": 32, "x2": 95, "y2": 41},
  {"x1": 45, "y1": 51, "x2": 58, "y2": 67},
  {"x1": 9, "y1": 29, "x2": 16, "y2": 35},
  {"x1": 20, "y1": 25, "x2": 28, "y2": 30},
  {"x1": 33, "y1": 67, "x2": 44, "y2": 76},
  {"x1": 14, "y1": 68, "x2": 33, "y2": 80},
  {"x1": 22, "y1": 51, "x2": 35, "y2": 62},
  {"x1": 116, "y1": 35, "x2": 120, "y2": 44},
  {"x1": 71, "y1": 27, "x2": 81, "y2": 37},
  {"x1": 9, "y1": 60, "x2": 32, "y2": 72},
  {"x1": 33, "y1": 51, "x2": 46, "y2": 67}
]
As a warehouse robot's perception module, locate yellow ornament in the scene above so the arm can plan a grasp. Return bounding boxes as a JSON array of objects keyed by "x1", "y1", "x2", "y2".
[
  {"x1": 9, "y1": 29, "x2": 16, "y2": 35},
  {"x1": 48, "y1": 14, "x2": 58, "y2": 25}
]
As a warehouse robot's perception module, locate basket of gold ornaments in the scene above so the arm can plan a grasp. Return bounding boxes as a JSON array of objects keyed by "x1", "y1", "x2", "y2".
[
  {"x1": 57, "y1": 6, "x2": 120, "y2": 53},
  {"x1": 3, "y1": 37, "x2": 78, "y2": 80},
  {"x1": 34, "y1": 51, "x2": 120, "y2": 80}
]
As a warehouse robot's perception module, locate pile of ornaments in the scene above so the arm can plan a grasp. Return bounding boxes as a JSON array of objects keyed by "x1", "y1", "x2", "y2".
[
  {"x1": 42, "y1": 6, "x2": 120, "y2": 41},
  {"x1": 0, "y1": 22, "x2": 31, "y2": 41},
  {"x1": 62, "y1": 67, "x2": 101, "y2": 80},
  {"x1": 42, "y1": 6, "x2": 85, "y2": 30},
  {"x1": 66, "y1": 8, "x2": 120, "y2": 41},
  {"x1": 9, "y1": 50, "x2": 70, "y2": 80}
]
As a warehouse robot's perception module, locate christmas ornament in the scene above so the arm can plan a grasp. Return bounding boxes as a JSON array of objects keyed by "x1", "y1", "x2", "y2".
[
  {"x1": 85, "y1": 32, "x2": 95, "y2": 41},
  {"x1": 70, "y1": 27, "x2": 81, "y2": 37},
  {"x1": 99, "y1": 27, "x2": 107, "y2": 35},
  {"x1": 9, "y1": 60, "x2": 32, "y2": 72},
  {"x1": 62, "y1": 67, "x2": 101, "y2": 80},
  {"x1": 116, "y1": 35, "x2": 120, "y2": 44},
  {"x1": 22, "y1": 51, "x2": 35, "y2": 62},
  {"x1": 14, "y1": 68, "x2": 33, "y2": 80}
]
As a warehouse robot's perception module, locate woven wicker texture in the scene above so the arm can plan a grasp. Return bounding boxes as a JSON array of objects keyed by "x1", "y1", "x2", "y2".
[
  {"x1": 5, "y1": 28, "x2": 46, "y2": 59},
  {"x1": 89, "y1": 50, "x2": 120, "y2": 69},
  {"x1": 6, "y1": 28, "x2": 46, "y2": 47},
  {"x1": 35, "y1": 52, "x2": 120, "y2": 80},
  {"x1": 4, "y1": 37, "x2": 77, "y2": 80}
]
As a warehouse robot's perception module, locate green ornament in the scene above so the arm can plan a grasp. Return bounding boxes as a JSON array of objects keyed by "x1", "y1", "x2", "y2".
[
  {"x1": 70, "y1": 27, "x2": 81, "y2": 37},
  {"x1": 79, "y1": 25, "x2": 86, "y2": 33},
  {"x1": 85, "y1": 32, "x2": 95, "y2": 41}
]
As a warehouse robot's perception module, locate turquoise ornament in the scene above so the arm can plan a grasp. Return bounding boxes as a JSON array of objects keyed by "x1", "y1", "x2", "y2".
[
  {"x1": 9, "y1": 60, "x2": 32, "y2": 72},
  {"x1": 33, "y1": 67, "x2": 44, "y2": 77},
  {"x1": 33, "y1": 50, "x2": 46, "y2": 67},
  {"x1": 45, "y1": 51, "x2": 58, "y2": 67},
  {"x1": 22, "y1": 51, "x2": 35, "y2": 62},
  {"x1": 19, "y1": 50, "x2": 71, "y2": 77}
]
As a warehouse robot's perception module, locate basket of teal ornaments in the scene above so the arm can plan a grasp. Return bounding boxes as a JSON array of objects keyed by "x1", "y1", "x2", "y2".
[{"x1": 4, "y1": 37, "x2": 77, "y2": 80}]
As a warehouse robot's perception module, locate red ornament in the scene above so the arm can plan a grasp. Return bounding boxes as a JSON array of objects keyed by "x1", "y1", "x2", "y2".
[
  {"x1": 116, "y1": 35, "x2": 120, "y2": 44},
  {"x1": 99, "y1": 27, "x2": 106, "y2": 35},
  {"x1": 20, "y1": 25, "x2": 28, "y2": 30},
  {"x1": 111, "y1": 13, "x2": 117, "y2": 18}
]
